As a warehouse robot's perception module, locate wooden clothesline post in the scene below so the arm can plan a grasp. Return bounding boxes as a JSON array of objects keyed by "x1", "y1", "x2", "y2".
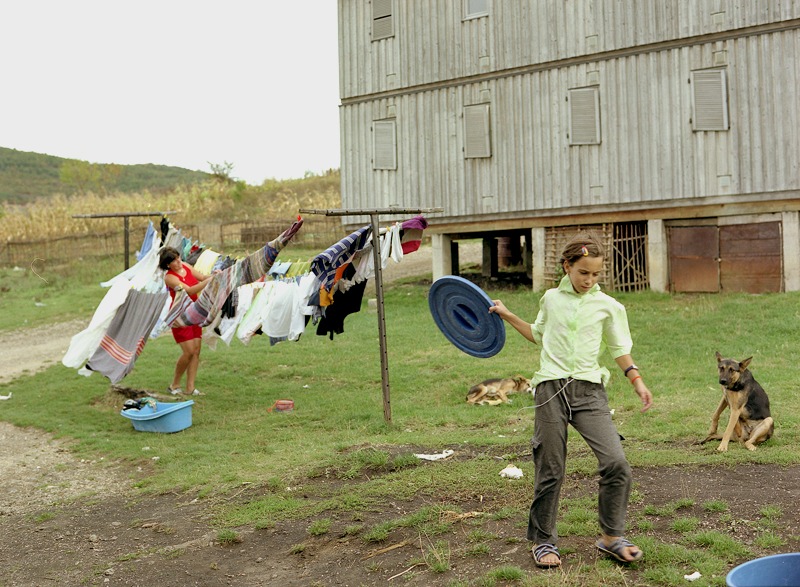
[
  {"x1": 72, "y1": 211, "x2": 176, "y2": 270},
  {"x1": 299, "y1": 207, "x2": 443, "y2": 424}
]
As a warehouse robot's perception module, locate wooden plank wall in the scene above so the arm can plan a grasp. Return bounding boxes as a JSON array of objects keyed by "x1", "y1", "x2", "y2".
[
  {"x1": 338, "y1": 0, "x2": 800, "y2": 99},
  {"x1": 338, "y1": 0, "x2": 800, "y2": 225}
]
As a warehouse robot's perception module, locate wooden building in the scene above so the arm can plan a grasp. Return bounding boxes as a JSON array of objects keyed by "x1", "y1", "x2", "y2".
[{"x1": 337, "y1": 0, "x2": 800, "y2": 292}]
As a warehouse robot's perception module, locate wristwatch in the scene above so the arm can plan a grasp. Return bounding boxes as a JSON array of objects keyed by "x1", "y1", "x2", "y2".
[{"x1": 623, "y1": 364, "x2": 639, "y2": 376}]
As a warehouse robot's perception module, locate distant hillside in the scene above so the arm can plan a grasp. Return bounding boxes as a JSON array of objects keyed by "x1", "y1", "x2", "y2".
[{"x1": 0, "y1": 147, "x2": 210, "y2": 204}]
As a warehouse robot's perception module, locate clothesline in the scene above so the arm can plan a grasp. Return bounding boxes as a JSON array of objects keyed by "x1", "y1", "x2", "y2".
[
  {"x1": 62, "y1": 212, "x2": 435, "y2": 410},
  {"x1": 299, "y1": 207, "x2": 443, "y2": 423}
]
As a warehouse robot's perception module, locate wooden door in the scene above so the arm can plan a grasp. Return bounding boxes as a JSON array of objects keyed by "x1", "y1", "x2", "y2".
[
  {"x1": 719, "y1": 222, "x2": 782, "y2": 293},
  {"x1": 669, "y1": 226, "x2": 720, "y2": 292}
]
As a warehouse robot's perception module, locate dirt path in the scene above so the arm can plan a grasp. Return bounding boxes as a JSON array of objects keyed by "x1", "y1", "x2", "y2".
[{"x1": 0, "y1": 319, "x2": 86, "y2": 385}]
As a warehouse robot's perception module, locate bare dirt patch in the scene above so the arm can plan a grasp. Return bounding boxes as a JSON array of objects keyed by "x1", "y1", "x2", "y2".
[{"x1": 2, "y1": 248, "x2": 799, "y2": 586}]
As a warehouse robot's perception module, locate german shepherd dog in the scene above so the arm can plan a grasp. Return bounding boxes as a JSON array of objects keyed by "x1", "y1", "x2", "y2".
[
  {"x1": 466, "y1": 376, "x2": 532, "y2": 405},
  {"x1": 701, "y1": 352, "x2": 774, "y2": 452}
]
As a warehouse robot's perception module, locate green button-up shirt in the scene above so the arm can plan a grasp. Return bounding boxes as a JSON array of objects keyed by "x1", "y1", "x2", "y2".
[{"x1": 530, "y1": 275, "x2": 633, "y2": 387}]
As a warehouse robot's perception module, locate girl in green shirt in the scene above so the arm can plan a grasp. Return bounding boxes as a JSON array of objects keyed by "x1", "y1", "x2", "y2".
[{"x1": 490, "y1": 231, "x2": 653, "y2": 568}]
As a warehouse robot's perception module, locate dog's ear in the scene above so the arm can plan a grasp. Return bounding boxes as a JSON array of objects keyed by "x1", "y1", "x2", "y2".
[
  {"x1": 740, "y1": 357, "x2": 753, "y2": 371},
  {"x1": 715, "y1": 351, "x2": 723, "y2": 362}
]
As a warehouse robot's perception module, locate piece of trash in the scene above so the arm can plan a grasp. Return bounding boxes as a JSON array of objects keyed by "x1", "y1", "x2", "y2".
[
  {"x1": 34, "y1": 302, "x2": 46, "y2": 307},
  {"x1": 268, "y1": 399, "x2": 294, "y2": 412},
  {"x1": 499, "y1": 464, "x2": 524, "y2": 479},
  {"x1": 414, "y1": 449, "x2": 454, "y2": 461},
  {"x1": 684, "y1": 571, "x2": 701, "y2": 581},
  {"x1": 302, "y1": 384, "x2": 310, "y2": 389},
  {"x1": 610, "y1": 408, "x2": 615, "y2": 415},
  {"x1": 0, "y1": 392, "x2": 12, "y2": 401}
]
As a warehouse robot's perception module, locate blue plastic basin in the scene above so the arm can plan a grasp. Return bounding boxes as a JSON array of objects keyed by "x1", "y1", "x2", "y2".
[
  {"x1": 120, "y1": 400, "x2": 194, "y2": 433},
  {"x1": 727, "y1": 553, "x2": 800, "y2": 587}
]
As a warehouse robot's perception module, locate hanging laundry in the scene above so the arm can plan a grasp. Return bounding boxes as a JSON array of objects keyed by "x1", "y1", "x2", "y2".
[
  {"x1": 185, "y1": 245, "x2": 204, "y2": 265},
  {"x1": 310, "y1": 226, "x2": 371, "y2": 291},
  {"x1": 193, "y1": 248, "x2": 222, "y2": 274},
  {"x1": 166, "y1": 217, "x2": 303, "y2": 328},
  {"x1": 62, "y1": 279, "x2": 140, "y2": 369},
  {"x1": 208, "y1": 282, "x2": 261, "y2": 348},
  {"x1": 400, "y1": 215, "x2": 429, "y2": 254},
  {"x1": 212, "y1": 255, "x2": 235, "y2": 273},
  {"x1": 285, "y1": 260, "x2": 311, "y2": 278},
  {"x1": 135, "y1": 221, "x2": 157, "y2": 261},
  {"x1": 381, "y1": 222, "x2": 404, "y2": 267},
  {"x1": 64, "y1": 232, "x2": 169, "y2": 372},
  {"x1": 236, "y1": 282, "x2": 274, "y2": 344},
  {"x1": 160, "y1": 216, "x2": 170, "y2": 243},
  {"x1": 262, "y1": 279, "x2": 306, "y2": 341},
  {"x1": 268, "y1": 260, "x2": 292, "y2": 277},
  {"x1": 101, "y1": 230, "x2": 163, "y2": 291},
  {"x1": 316, "y1": 276, "x2": 368, "y2": 339},
  {"x1": 85, "y1": 288, "x2": 169, "y2": 383},
  {"x1": 351, "y1": 228, "x2": 401, "y2": 283}
]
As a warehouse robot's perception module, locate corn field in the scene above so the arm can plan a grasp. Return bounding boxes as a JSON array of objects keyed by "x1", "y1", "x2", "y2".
[{"x1": 0, "y1": 175, "x2": 346, "y2": 268}]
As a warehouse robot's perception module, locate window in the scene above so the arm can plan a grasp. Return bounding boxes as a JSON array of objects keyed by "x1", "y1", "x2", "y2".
[
  {"x1": 373, "y1": 120, "x2": 397, "y2": 170},
  {"x1": 464, "y1": 0, "x2": 489, "y2": 19},
  {"x1": 691, "y1": 69, "x2": 729, "y2": 131},
  {"x1": 372, "y1": 0, "x2": 393, "y2": 41},
  {"x1": 464, "y1": 104, "x2": 492, "y2": 158},
  {"x1": 568, "y1": 87, "x2": 601, "y2": 145}
]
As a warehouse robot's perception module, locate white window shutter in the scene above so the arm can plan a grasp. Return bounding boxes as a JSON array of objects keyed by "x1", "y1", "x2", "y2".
[
  {"x1": 569, "y1": 87, "x2": 601, "y2": 145},
  {"x1": 465, "y1": 0, "x2": 489, "y2": 18},
  {"x1": 692, "y1": 69, "x2": 729, "y2": 131},
  {"x1": 372, "y1": 0, "x2": 393, "y2": 41},
  {"x1": 464, "y1": 104, "x2": 491, "y2": 158},
  {"x1": 373, "y1": 120, "x2": 397, "y2": 170}
]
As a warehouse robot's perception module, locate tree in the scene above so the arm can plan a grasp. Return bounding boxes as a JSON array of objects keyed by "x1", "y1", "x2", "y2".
[
  {"x1": 59, "y1": 161, "x2": 123, "y2": 194},
  {"x1": 59, "y1": 160, "x2": 100, "y2": 194},
  {"x1": 208, "y1": 161, "x2": 236, "y2": 184}
]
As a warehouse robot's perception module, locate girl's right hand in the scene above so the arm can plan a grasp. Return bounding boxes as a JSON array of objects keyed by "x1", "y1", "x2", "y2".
[{"x1": 489, "y1": 299, "x2": 508, "y2": 318}]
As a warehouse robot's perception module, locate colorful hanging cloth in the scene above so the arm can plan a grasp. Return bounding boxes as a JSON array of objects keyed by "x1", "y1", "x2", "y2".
[{"x1": 165, "y1": 217, "x2": 303, "y2": 328}]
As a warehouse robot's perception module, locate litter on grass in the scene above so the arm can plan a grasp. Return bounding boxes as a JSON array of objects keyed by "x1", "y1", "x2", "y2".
[
  {"x1": 683, "y1": 571, "x2": 701, "y2": 581},
  {"x1": 414, "y1": 449, "x2": 454, "y2": 461},
  {"x1": 499, "y1": 464, "x2": 524, "y2": 479}
]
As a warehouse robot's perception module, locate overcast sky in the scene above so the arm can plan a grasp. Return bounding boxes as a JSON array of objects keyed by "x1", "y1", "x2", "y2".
[{"x1": 0, "y1": 1, "x2": 340, "y2": 185}]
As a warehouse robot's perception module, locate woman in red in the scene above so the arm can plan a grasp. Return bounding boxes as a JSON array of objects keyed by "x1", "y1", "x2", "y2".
[{"x1": 158, "y1": 247, "x2": 213, "y2": 396}]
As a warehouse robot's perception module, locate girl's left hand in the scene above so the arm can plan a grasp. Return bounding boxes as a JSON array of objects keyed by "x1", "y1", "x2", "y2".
[{"x1": 633, "y1": 380, "x2": 653, "y2": 412}]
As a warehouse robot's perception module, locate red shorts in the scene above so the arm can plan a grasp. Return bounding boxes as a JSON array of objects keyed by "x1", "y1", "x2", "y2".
[{"x1": 172, "y1": 325, "x2": 202, "y2": 343}]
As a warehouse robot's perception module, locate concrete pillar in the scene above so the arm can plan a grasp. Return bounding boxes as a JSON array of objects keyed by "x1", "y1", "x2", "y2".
[
  {"x1": 782, "y1": 211, "x2": 800, "y2": 292},
  {"x1": 531, "y1": 227, "x2": 546, "y2": 291},
  {"x1": 647, "y1": 219, "x2": 668, "y2": 293},
  {"x1": 432, "y1": 233, "x2": 452, "y2": 281}
]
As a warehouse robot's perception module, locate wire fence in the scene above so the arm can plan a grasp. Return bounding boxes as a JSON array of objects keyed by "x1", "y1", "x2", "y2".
[{"x1": 0, "y1": 217, "x2": 347, "y2": 269}]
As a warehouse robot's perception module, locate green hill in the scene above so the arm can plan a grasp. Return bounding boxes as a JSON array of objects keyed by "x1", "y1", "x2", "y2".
[{"x1": 0, "y1": 147, "x2": 210, "y2": 203}]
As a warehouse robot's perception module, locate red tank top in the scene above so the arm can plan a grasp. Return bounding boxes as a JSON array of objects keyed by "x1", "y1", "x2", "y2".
[{"x1": 167, "y1": 263, "x2": 200, "y2": 301}]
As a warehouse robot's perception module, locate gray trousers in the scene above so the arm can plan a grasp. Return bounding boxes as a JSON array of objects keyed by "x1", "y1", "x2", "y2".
[{"x1": 527, "y1": 378, "x2": 632, "y2": 544}]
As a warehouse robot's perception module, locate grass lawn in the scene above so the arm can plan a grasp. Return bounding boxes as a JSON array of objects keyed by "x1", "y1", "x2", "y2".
[{"x1": 2, "y1": 254, "x2": 799, "y2": 586}]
